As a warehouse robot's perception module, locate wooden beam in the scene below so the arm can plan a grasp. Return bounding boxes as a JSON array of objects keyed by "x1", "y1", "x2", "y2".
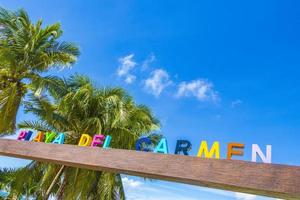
[{"x1": 0, "y1": 139, "x2": 299, "y2": 199}]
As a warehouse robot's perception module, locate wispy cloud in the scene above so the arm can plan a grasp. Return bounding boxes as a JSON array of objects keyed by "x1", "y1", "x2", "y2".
[
  {"x1": 115, "y1": 53, "x2": 221, "y2": 103},
  {"x1": 117, "y1": 54, "x2": 137, "y2": 84},
  {"x1": 122, "y1": 177, "x2": 143, "y2": 188},
  {"x1": 122, "y1": 176, "x2": 201, "y2": 200},
  {"x1": 142, "y1": 53, "x2": 156, "y2": 71},
  {"x1": 176, "y1": 79, "x2": 219, "y2": 102},
  {"x1": 144, "y1": 69, "x2": 172, "y2": 97},
  {"x1": 235, "y1": 192, "x2": 257, "y2": 200},
  {"x1": 122, "y1": 176, "x2": 278, "y2": 200},
  {"x1": 231, "y1": 99, "x2": 243, "y2": 108}
]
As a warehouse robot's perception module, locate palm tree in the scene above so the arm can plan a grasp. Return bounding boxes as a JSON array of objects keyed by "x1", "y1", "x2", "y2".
[
  {"x1": 0, "y1": 168, "x2": 12, "y2": 192},
  {"x1": 1, "y1": 164, "x2": 43, "y2": 200},
  {"x1": 0, "y1": 7, "x2": 80, "y2": 134},
  {"x1": 0, "y1": 168, "x2": 25, "y2": 200},
  {"x1": 10, "y1": 74, "x2": 160, "y2": 199}
]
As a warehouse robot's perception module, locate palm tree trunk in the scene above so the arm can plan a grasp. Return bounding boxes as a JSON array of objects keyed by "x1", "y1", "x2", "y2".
[
  {"x1": 43, "y1": 165, "x2": 65, "y2": 200},
  {"x1": 57, "y1": 178, "x2": 67, "y2": 200},
  {"x1": 116, "y1": 174, "x2": 125, "y2": 200}
]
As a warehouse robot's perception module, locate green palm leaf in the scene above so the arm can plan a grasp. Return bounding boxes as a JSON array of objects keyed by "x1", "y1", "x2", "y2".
[
  {"x1": 10, "y1": 74, "x2": 160, "y2": 199},
  {"x1": 0, "y1": 7, "x2": 80, "y2": 134}
]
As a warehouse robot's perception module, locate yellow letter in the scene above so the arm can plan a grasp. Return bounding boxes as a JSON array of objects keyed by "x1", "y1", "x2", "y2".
[
  {"x1": 197, "y1": 141, "x2": 220, "y2": 159},
  {"x1": 78, "y1": 134, "x2": 92, "y2": 146}
]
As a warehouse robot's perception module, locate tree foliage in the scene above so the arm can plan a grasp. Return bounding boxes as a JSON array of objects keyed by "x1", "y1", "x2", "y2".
[
  {"x1": 0, "y1": 7, "x2": 79, "y2": 134},
  {"x1": 6, "y1": 75, "x2": 160, "y2": 200}
]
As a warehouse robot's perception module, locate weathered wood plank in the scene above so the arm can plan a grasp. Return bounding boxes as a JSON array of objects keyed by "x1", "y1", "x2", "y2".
[{"x1": 0, "y1": 139, "x2": 299, "y2": 199}]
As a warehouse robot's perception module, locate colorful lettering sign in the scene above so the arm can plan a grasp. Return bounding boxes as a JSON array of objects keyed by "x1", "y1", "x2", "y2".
[{"x1": 16, "y1": 130, "x2": 272, "y2": 163}]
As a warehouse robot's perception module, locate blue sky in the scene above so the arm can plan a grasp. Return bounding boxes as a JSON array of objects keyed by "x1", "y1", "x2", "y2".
[{"x1": 1, "y1": 0, "x2": 300, "y2": 199}]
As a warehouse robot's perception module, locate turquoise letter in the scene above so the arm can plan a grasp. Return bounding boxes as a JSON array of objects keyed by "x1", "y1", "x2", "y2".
[
  {"x1": 103, "y1": 135, "x2": 112, "y2": 149},
  {"x1": 52, "y1": 133, "x2": 65, "y2": 144},
  {"x1": 154, "y1": 138, "x2": 168, "y2": 154}
]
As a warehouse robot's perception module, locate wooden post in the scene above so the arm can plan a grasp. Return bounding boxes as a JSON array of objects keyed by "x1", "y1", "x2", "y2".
[{"x1": 0, "y1": 139, "x2": 299, "y2": 199}]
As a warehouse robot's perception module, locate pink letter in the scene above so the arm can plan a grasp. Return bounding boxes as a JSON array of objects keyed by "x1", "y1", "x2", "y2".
[
  {"x1": 17, "y1": 131, "x2": 27, "y2": 140},
  {"x1": 91, "y1": 134, "x2": 106, "y2": 147}
]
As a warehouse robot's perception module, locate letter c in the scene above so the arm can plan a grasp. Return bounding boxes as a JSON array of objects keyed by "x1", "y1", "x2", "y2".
[{"x1": 136, "y1": 137, "x2": 152, "y2": 152}]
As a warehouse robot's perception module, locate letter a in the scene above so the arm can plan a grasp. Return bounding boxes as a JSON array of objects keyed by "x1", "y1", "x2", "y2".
[
  {"x1": 52, "y1": 133, "x2": 65, "y2": 144},
  {"x1": 154, "y1": 138, "x2": 168, "y2": 154},
  {"x1": 197, "y1": 141, "x2": 220, "y2": 159},
  {"x1": 33, "y1": 131, "x2": 44, "y2": 142}
]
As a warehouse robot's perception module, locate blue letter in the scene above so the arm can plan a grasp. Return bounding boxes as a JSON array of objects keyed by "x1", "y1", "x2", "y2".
[
  {"x1": 174, "y1": 140, "x2": 192, "y2": 155},
  {"x1": 136, "y1": 137, "x2": 152, "y2": 152},
  {"x1": 103, "y1": 135, "x2": 112, "y2": 148},
  {"x1": 25, "y1": 131, "x2": 33, "y2": 141},
  {"x1": 154, "y1": 138, "x2": 168, "y2": 154},
  {"x1": 52, "y1": 133, "x2": 65, "y2": 144}
]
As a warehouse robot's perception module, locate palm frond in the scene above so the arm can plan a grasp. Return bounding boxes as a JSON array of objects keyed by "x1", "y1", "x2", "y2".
[
  {"x1": 0, "y1": 82, "x2": 25, "y2": 134},
  {"x1": 13, "y1": 73, "x2": 161, "y2": 199},
  {"x1": 17, "y1": 120, "x2": 56, "y2": 132},
  {"x1": 0, "y1": 7, "x2": 80, "y2": 134}
]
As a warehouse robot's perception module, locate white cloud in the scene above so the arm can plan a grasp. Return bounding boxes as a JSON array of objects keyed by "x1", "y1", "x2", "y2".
[
  {"x1": 115, "y1": 54, "x2": 222, "y2": 103},
  {"x1": 122, "y1": 177, "x2": 143, "y2": 188},
  {"x1": 122, "y1": 176, "x2": 277, "y2": 200},
  {"x1": 144, "y1": 69, "x2": 172, "y2": 97},
  {"x1": 176, "y1": 79, "x2": 219, "y2": 102},
  {"x1": 125, "y1": 74, "x2": 136, "y2": 84},
  {"x1": 142, "y1": 53, "x2": 156, "y2": 70},
  {"x1": 117, "y1": 54, "x2": 137, "y2": 84},
  {"x1": 231, "y1": 99, "x2": 243, "y2": 108},
  {"x1": 235, "y1": 192, "x2": 257, "y2": 200}
]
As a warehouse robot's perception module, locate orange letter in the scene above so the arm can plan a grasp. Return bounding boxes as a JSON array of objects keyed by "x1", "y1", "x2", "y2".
[
  {"x1": 227, "y1": 143, "x2": 244, "y2": 160},
  {"x1": 33, "y1": 131, "x2": 44, "y2": 142}
]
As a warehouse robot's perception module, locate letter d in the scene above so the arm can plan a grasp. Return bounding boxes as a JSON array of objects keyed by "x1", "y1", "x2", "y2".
[{"x1": 78, "y1": 134, "x2": 92, "y2": 146}]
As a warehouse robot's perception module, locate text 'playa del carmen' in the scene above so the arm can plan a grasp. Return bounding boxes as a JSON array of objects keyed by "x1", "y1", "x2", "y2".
[{"x1": 16, "y1": 130, "x2": 272, "y2": 163}]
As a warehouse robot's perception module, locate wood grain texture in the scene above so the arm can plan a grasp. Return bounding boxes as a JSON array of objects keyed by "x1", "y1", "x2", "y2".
[{"x1": 0, "y1": 139, "x2": 299, "y2": 199}]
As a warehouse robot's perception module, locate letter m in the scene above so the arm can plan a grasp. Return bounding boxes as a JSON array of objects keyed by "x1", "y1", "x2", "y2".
[{"x1": 197, "y1": 141, "x2": 220, "y2": 159}]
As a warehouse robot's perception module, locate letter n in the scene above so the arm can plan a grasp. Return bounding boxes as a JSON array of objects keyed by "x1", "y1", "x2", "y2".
[{"x1": 252, "y1": 144, "x2": 272, "y2": 163}]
